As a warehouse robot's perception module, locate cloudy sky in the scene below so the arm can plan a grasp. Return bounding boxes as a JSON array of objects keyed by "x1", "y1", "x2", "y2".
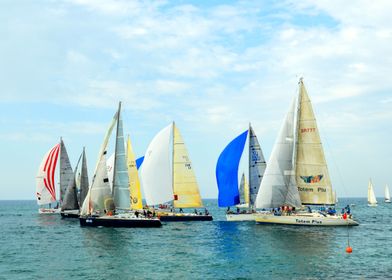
[{"x1": 1, "y1": 0, "x2": 391, "y2": 200}]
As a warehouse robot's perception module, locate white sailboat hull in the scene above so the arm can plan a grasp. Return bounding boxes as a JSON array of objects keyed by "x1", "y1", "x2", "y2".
[
  {"x1": 385, "y1": 199, "x2": 391, "y2": 203},
  {"x1": 226, "y1": 213, "x2": 255, "y2": 221},
  {"x1": 368, "y1": 203, "x2": 377, "y2": 207},
  {"x1": 255, "y1": 212, "x2": 359, "y2": 226},
  {"x1": 38, "y1": 208, "x2": 60, "y2": 214}
]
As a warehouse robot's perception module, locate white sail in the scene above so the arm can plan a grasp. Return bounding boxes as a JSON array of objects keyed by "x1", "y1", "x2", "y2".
[
  {"x1": 172, "y1": 123, "x2": 203, "y2": 208},
  {"x1": 256, "y1": 96, "x2": 302, "y2": 209},
  {"x1": 88, "y1": 151, "x2": 115, "y2": 214},
  {"x1": 112, "y1": 104, "x2": 131, "y2": 209},
  {"x1": 385, "y1": 184, "x2": 391, "y2": 202},
  {"x1": 141, "y1": 124, "x2": 173, "y2": 206},
  {"x1": 106, "y1": 153, "x2": 115, "y2": 191},
  {"x1": 333, "y1": 191, "x2": 338, "y2": 204},
  {"x1": 248, "y1": 125, "x2": 266, "y2": 208},
  {"x1": 79, "y1": 148, "x2": 89, "y2": 207},
  {"x1": 36, "y1": 144, "x2": 60, "y2": 205},
  {"x1": 81, "y1": 110, "x2": 118, "y2": 215},
  {"x1": 368, "y1": 179, "x2": 377, "y2": 205},
  {"x1": 61, "y1": 152, "x2": 82, "y2": 211},
  {"x1": 59, "y1": 139, "x2": 74, "y2": 204}
]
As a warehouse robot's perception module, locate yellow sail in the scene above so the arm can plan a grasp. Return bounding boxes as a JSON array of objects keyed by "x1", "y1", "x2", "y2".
[
  {"x1": 295, "y1": 79, "x2": 334, "y2": 205},
  {"x1": 244, "y1": 176, "x2": 250, "y2": 205},
  {"x1": 126, "y1": 135, "x2": 143, "y2": 210},
  {"x1": 172, "y1": 123, "x2": 203, "y2": 208}
]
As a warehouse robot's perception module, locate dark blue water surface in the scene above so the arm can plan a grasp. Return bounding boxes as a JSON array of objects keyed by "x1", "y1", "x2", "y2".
[{"x1": 0, "y1": 198, "x2": 391, "y2": 279}]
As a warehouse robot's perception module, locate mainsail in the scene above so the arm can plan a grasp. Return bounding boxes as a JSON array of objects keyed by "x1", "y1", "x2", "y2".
[
  {"x1": 59, "y1": 139, "x2": 74, "y2": 204},
  {"x1": 248, "y1": 125, "x2": 266, "y2": 208},
  {"x1": 296, "y1": 80, "x2": 334, "y2": 205},
  {"x1": 368, "y1": 179, "x2": 377, "y2": 205},
  {"x1": 79, "y1": 148, "x2": 89, "y2": 207},
  {"x1": 36, "y1": 143, "x2": 60, "y2": 205},
  {"x1": 216, "y1": 130, "x2": 248, "y2": 207},
  {"x1": 141, "y1": 124, "x2": 173, "y2": 206},
  {"x1": 112, "y1": 103, "x2": 131, "y2": 209},
  {"x1": 172, "y1": 123, "x2": 203, "y2": 208},
  {"x1": 255, "y1": 96, "x2": 302, "y2": 209},
  {"x1": 61, "y1": 152, "x2": 82, "y2": 211},
  {"x1": 126, "y1": 135, "x2": 143, "y2": 210}
]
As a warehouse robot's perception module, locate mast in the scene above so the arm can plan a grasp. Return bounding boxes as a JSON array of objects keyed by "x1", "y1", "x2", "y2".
[
  {"x1": 289, "y1": 79, "x2": 302, "y2": 205},
  {"x1": 172, "y1": 121, "x2": 175, "y2": 206},
  {"x1": 248, "y1": 123, "x2": 251, "y2": 211}
]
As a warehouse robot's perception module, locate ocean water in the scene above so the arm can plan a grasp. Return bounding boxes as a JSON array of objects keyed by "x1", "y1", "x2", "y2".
[{"x1": 0, "y1": 198, "x2": 391, "y2": 280}]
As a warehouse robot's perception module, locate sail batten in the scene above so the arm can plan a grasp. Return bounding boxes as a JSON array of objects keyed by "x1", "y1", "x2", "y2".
[{"x1": 172, "y1": 124, "x2": 203, "y2": 208}]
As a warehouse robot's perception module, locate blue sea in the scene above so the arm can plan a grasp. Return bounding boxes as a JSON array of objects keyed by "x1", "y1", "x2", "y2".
[{"x1": 0, "y1": 198, "x2": 391, "y2": 279}]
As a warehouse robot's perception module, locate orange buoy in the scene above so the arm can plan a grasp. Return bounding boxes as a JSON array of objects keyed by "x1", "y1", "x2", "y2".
[{"x1": 346, "y1": 246, "x2": 353, "y2": 254}]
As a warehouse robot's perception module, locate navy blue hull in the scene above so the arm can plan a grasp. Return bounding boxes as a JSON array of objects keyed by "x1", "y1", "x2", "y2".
[
  {"x1": 79, "y1": 216, "x2": 162, "y2": 227},
  {"x1": 159, "y1": 214, "x2": 213, "y2": 222}
]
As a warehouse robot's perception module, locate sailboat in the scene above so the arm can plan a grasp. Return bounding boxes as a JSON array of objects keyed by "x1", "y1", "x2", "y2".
[
  {"x1": 216, "y1": 124, "x2": 266, "y2": 221},
  {"x1": 141, "y1": 122, "x2": 212, "y2": 221},
  {"x1": 368, "y1": 179, "x2": 378, "y2": 206},
  {"x1": 79, "y1": 103, "x2": 161, "y2": 227},
  {"x1": 254, "y1": 78, "x2": 358, "y2": 226},
  {"x1": 36, "y1": 139, "x2": 74, "y2": 214},
  {"x1": 61, "y1": 148, "x2": 89, "y2": 218},
  {"x1": 385, "y1": 184, "x2": 391, "y2": 203}
]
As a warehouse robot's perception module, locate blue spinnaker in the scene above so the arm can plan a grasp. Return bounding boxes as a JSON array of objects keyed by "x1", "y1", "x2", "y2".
[
  {"x1": 216, "y1": 130, "x2": 248, "y2": 207},
  {"x1": 136, "y1": 156, "x2": 144, "y2": 170}
]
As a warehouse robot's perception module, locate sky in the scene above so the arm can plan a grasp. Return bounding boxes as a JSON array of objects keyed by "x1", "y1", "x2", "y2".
[{"x1": 1, "y1": 0, "x2": 391, "y2": 200}]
